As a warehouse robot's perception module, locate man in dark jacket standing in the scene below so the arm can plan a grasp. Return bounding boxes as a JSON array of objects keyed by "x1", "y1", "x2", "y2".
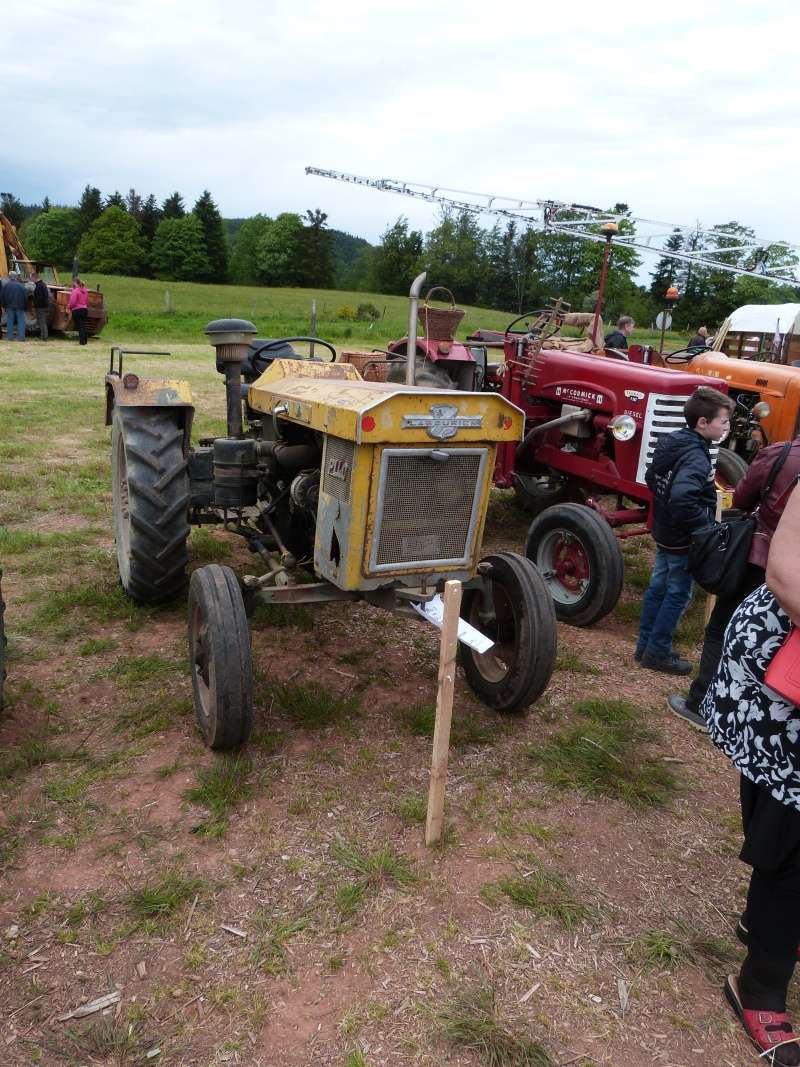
[
  {"x1": 604, "y1": 315, "x2": 634, "y2": 350},
  {"x1": 31, "y1": 273, "x2": 50, "y2": 340},
  {"x1": 2, "y1": 271, "x2": 27, "y2": 341},
  {"x1": 635, "y1": 386, "x2": 733, "y2": 674}
]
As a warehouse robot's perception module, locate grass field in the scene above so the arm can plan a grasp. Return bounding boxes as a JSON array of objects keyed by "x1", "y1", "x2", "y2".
[
  {"x1": 79, "y1": 273, "x2": 690, "y2": 350},
  {"x1": 0, "y1": 338, "x2": 758, "y2": 1067}
]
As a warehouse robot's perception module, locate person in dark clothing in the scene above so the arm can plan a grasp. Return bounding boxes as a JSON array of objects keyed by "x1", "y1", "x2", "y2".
[
  {"x1": 668, "y1": 436, "x2": 800, "y2": 728},
  {"x1": 604, "y1": 315, "x2": 634, "y2": 350},
  {"x1": 2, "y1": 271, "x2": 27, "y2": 341},
  {"x1": 702, "y1": 486, "x2": 800, "y2": 1065},
  {"x1": 688, "y1": 325, "x2": 709, "y2": 350},
  {"x1": 30, "y1": 273, "x2": 50, "y2": 340},
  {"x1": 635, "y1": 386, "x2": 733, "y2": 674}
]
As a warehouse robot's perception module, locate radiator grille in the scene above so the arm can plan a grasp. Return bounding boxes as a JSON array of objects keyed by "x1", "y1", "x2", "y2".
[
  {"x1": 321, "y1": 436, "x2": 354, "y2": 503},
  {"x1": 636, "y1": 393, "x2": 719, "y2": 484},
  {"x1": 370, "y1": 449, "x2": 486, "y2": 571}
]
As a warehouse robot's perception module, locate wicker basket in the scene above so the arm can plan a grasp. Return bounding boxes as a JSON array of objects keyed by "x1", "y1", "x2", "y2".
[
  {"x1": 340, "y1": 351, "x2": 392, "y2": 382},
  {"x1": 417, "y1": 287, "x2": 465, "y2": 341}
]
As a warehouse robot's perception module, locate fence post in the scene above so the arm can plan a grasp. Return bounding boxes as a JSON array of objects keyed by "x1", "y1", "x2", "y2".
[{"x1": 425, "y1": 580, "x2": 462, "y2": 846}]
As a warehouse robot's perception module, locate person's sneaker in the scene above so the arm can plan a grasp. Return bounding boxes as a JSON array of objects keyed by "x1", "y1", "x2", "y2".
[
  {"x1": 666, "y1": 694, "x2": 707, "y2": 731},
  {"x1": 641, "y1": 651, "x2": 692, "y2": 675},
  {"x1": 634, "y1": 647, "x2": 644, "y2": 663},
  {"x1": 725, "y1": 974, "x2": 800, "y2": 1065}
]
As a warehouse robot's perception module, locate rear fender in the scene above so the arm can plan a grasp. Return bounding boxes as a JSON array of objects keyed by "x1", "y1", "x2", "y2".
[{"x1": 105, "y1": 374, "x2": 194, "y2": 449}]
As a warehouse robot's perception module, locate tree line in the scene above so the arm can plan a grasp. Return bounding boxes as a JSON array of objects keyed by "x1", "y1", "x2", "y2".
[{"x1": 3, "y1": 187, "x2": 797, "y2": 328}]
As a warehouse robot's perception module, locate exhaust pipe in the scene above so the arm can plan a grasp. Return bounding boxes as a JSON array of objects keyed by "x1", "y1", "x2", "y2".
[
  {"x1": 406, "y1": 272, "x2": 427, "y2": 386},
  {"x1": 204, "y1": 318, "x2": 257, "y2": 438}
]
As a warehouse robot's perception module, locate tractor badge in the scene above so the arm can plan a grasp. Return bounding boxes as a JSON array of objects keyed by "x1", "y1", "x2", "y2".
[{"x1": 401, "y1": 404, "x2": 482, "y2": 440}]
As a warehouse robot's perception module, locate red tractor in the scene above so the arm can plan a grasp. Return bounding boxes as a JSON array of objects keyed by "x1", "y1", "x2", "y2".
[{"x1": 381, "y1": 304, "x2": 742, "y2": 627}]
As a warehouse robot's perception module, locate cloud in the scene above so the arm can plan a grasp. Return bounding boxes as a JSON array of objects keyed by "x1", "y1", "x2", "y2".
[{"x1": 3, "y1": 0, "x2": 800, "y2": 258}]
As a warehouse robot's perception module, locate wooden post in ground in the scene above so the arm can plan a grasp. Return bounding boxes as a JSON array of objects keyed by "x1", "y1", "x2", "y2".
[
  {"x1": 425, "y1": 580, "x2": 462, "y2": 846},
  {"x1": 704, "y1": 490, "x2": 724, "y2": 625}
]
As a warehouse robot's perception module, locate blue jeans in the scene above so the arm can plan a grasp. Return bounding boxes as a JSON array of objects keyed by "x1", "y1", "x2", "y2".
[
  {"x1": 636, "y1": 548, "x2": 693, "y2": 659},
  {"x1": 5, "y1": 308, "x2": 25, "y2": 340}
]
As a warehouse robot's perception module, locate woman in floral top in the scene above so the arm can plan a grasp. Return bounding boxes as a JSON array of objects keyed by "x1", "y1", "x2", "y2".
[{"x1": 703, "y1": 478, "x2": 800, "y2": 1064}]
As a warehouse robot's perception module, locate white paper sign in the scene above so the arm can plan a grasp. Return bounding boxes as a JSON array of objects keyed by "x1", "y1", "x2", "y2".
[{"x1": 412, "y1": 594, "x2": 495, "y2": 654}]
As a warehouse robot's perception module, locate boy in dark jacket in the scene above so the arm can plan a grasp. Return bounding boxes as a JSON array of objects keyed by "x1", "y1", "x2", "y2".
[{"x1": 635, "y1": 386, "x2": 733, "y2": 674}]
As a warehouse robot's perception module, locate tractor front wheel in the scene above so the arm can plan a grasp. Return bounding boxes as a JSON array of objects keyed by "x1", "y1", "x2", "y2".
[
  {"x1": 525, "y1": 503, "x2": 624, "y2": 626},
  {"x1": 112, "y1": 407, "x2": 190, "y2": 604},
  {"x1": 715, "y1": 447, "x2": 749, "y2": 491},
  {"x1": 188, "y1": 565, "x2": 253, "y2": 749},
  {"x1": 459, "y1": 551, "x2": 557, "y2": 714}
]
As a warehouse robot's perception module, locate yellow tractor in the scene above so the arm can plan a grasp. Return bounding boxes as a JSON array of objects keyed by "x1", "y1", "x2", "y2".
[
  {"x1": 0, "y1": 212, "x2": 107, "y2": 337},
  {"x1": 105, "y1": 322, "x2": 557, "y2": 748}
]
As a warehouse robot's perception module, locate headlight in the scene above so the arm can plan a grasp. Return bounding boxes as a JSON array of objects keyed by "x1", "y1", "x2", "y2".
[
  {"x1": 752, "y1": 401, "x2": 771, "y2": 419},
  {"x1": 610, "y1": 414, "x2": 637, "y2": 441}
]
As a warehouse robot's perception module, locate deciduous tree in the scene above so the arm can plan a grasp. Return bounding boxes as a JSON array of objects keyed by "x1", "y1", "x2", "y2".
[
  {"x1": 23, "y1": 207, "x2": 81, "y2": 266},
  {"x1": 150, "y1": 215, "x2": 212, "y2": 280},
  {"x1": 78, "y1": 206, "x2": 147, "y2": 275}
]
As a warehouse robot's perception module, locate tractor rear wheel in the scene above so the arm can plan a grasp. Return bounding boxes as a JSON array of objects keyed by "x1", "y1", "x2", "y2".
[
  {"x1": 387, "y1": 350, "x2": 453, "y2": 389},
  {"x1": 188, "y1": 565, "x2": 253, "y2": 749},
  {"x1": 112, "y1": 408, "x2": 190, "y2": 604},
  {"x1": 715, "y1": 447, "x2": 749, "y2": 490},
  {"x1": 525, "y1": 503, "x2": 624, "y2": 626},
  {"x1": 513, "y1": 470, "x2": 587, "y2": 516},
  {"x1": 459, "y1": 551, "x2": 557, "y2": 714}
]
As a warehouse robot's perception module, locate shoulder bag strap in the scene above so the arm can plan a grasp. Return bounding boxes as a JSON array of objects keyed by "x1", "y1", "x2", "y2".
[{"x1": 759, "y1": 440, "x2": 794, "y2": 503}]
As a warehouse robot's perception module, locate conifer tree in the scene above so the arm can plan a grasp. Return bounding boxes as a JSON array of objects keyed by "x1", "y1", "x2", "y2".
[
  {"x1": 192, "y1": 189, "x2": 227, "y2": 280},
  {"x1": 77, "y1": 185, "x2": 103, "y2": 236},
  {"x1": 162, "y1": 191, "x2": 186, "y2": 219}
]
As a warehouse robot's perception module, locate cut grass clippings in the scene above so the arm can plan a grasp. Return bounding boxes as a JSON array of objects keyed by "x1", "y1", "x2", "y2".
[
  {"x1": 436, "y1": 982, "x2": 554, "y2": 1067},
  {"x1": 185, "y1": 755, "x2": 252, "y2": 838},
  {"x1": 484, "y1": 859, "x2": 589, "y2": 931},
  {"x1": 527, "y1": 698, "x2": 679, "y2": 808}
]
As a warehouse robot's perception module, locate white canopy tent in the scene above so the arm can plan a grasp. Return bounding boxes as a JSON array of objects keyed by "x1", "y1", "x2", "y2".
[{"x1": 726, "y1": 304, "x2": 800, "y2": 334}]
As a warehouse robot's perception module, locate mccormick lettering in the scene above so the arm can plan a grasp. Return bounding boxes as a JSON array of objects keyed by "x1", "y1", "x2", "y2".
[{"x1": 554, "y1": 386, "x2": 603, "y2": 405}]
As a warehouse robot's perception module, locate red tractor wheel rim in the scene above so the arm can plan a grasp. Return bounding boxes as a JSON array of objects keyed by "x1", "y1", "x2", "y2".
[{"x1": 535, "y1": 530, "x2": 590, "y2": 605}]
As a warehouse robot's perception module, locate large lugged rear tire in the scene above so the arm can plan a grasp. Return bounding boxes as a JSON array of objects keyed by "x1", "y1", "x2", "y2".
[
  {"x1": 112, "y1": 408, "x2": 190, "y2": 604},
  {"x1": 458, "y1": 551, "x2": 557, "y2": 714},
  {"x1": 525, "y1": 503, "x2": 624, "y2": 626},
  {"x1": 188, "y1": 565, "x2": 253, "y2": 750}
]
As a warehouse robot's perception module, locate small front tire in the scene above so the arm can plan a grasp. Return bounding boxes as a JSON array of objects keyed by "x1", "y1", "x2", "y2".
[
  {"x1": 525, "y1": 503, "x2": 624, "y2": 626},
  {"x1": 459, "y1": 551, "x2": 557, "y2": 714},
  {"x1": 188, "y1": 565, "x2": 253, "y2": 750}
]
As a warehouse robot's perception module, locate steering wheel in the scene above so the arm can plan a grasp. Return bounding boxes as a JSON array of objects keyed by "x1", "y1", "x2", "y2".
[
  {"x1": 503, "y1": 309, "x2": 567, "y2": 345},
  {"x1": 250, "y1": 336, "x2": 337, "y2": 363},
  {"x1": 663, "y1": 347, "x2": 702, "y2": 366},
  {"x1": 604, "y1": 347, "x2": 629, "y2": 362}
]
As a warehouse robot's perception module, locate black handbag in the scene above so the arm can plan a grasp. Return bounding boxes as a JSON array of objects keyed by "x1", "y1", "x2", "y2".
[
  {"x1": 688, "y1": 516, "x2": 756, "y2": 594},
  {"x1": 687, "y1": 442, "x2": 792, "y2": 595}
]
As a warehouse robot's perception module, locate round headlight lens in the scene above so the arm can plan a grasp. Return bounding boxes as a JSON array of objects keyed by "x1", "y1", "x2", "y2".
[
  {"x1": 610, "y1": 414, "x2": 637, "y2": 441},
  {"x1": 752, "y1": 400, "x2": 771, "y2": 419}
]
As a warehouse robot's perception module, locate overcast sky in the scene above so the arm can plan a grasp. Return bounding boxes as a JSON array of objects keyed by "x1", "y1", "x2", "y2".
[{"x1": 5, "y1": 0, "x2": 800, "y2": 273}]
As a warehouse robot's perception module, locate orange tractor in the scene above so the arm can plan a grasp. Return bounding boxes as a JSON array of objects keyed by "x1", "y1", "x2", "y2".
[{"x1": 0, "y1": 212, "x2": 107, "y2": 337}]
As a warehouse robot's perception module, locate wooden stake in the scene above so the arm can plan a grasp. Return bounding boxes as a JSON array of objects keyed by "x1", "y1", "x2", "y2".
[
  {"x1": 704, "y1": 491, "x2": 724, "y2": 625},
  {"x1": 425, "y1": 580, "x2": 462, "y2": 846}
]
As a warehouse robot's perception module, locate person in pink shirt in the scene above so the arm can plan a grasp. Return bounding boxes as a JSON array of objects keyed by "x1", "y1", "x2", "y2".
[{"x1": 67, "y1": 278, "x2": 89, "y2": 345}]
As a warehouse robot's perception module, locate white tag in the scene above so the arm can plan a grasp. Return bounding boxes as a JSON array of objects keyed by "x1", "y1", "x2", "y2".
[{"x1": 412, "y1": 594, "x2": 495, "y2": 654}]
